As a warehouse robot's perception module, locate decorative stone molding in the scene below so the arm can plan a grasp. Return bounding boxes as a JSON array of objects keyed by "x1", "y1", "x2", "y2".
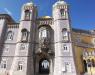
[
  {"x1": 38, "y1": 20, "x2": 52, "y2": 26},
  {"x1": 7, "y1": 23, "x2": 19, "y2": 28}
]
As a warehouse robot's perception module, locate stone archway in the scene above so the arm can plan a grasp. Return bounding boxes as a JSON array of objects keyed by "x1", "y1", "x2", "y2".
[
  {"x1": 83, "y1": 60, "x2": 87, "y2": 72},
  {"x1": 39, "y1": 58, "x2": 50, "y2": 74}
]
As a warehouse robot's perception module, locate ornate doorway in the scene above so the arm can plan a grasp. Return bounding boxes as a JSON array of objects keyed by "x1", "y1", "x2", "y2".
[{"x1": 39, "y1": 58, "x2": 49, "y2": 74}]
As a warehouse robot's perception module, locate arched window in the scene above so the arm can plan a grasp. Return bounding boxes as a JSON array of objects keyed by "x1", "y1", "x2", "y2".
[
  {"x1": 39, "y1": 26, "x2": 50, "y2": 39},
  {"x1": 25, "y1": 10, "x2": 30, "y2": 20},
  {"x1": 39, "y1": 59, "x2": 49, "y2": 74},
  {"x1": 7, "y1": 31, "x2": 13, "y2": 40},
  {"x1": 62, "y1": 28, "x2": 68, "y2": 41},
  {"x1": 83, "y1": 50, "x2": 88, "y2": 57},
  {"x1": 21, "y1": 29, "x2": 28, "y2": 42},
  {"x1": 39, "y1": 26, "x2": 50, "y2": 50},
  {"x1": 60, "y1": 9, "x2": 64, "y2": 16},
  {"x1": 39, "y1": 27, "x2": 47, "y2": 38}
]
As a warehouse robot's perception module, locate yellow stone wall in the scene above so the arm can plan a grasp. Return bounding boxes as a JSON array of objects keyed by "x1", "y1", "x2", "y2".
[
  {"x1": 72, "y1": 31, "x2": 95, "y2": 74},
  {"x1": 74, "y1": 45, "x2": 84, "y2": 73}
]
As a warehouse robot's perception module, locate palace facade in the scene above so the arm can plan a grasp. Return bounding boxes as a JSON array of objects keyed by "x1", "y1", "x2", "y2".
[{"x1": 0, "y1": 0, "x2": 95, "y2": 75}]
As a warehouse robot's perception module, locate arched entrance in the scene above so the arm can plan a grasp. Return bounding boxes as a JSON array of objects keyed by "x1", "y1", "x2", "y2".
[
  {"x1": 83, "y1": 60, "x2": 87, "y2": 72},
  {"x1": 39, "y1": 58, "x2": 49, "y2": 74}
]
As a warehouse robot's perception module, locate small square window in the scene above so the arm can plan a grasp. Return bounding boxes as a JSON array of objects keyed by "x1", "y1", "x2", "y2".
[
  {"x1": 17, "y1": 61, "x2": 23, "y2": 71},
  {"x1": 63, "y1": 44, "x2": 69, "y2": 52}
]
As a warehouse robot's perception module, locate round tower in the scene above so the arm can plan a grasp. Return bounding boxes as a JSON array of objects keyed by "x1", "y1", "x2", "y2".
[{"x1": 21, "y1": 1, "x2": 37, "y2": 21}]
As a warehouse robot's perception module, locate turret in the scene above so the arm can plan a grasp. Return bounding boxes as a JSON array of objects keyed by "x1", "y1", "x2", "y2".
[
  {"x1": 21, "y1": 2, "x2": 37, "y2": 21},
  {"x1": 53, "y1": 0, "x2": 69, "y2": 20}
]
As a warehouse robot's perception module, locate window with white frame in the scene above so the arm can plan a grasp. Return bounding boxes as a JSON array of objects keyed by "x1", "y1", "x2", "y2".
[
  {"x1": 63, "y1": 44, "x2": 69, "y2": 52},
  {"x1": 21, "y1": 29, "x2": 28, "y2": 42},
  {"x1": 39, "y1": 27, "x2": 47, "y2": 39},
  {"x1": 0, "y1": 59, "x2": 7, "y2": 69},
  {"x1": 20, "y1": 43, "x2": 26, "y2": 50},
  {"x1": 42, "y1": 29, "x2": 47, "y2": 38},
  {"x1": 60, "y1": 9, "x2": 64, "y2": 16},
  {"x1": 65, "y1": 62, "x2": 72, "y2": 72},
  {"x1": 39, "y1": 26, "x2": 50, "y2": 42},
  {"x1": 7, "y1": 31, "x2": 13, "y2": 40},
  {"x1": 62, "y1": 62, "x2": 72, "y2": 73},
  {"x1": 62, "y1": 28, "x2": 68, "y2": 41},
  {"x1": 25, "y1": 10, "x2": 30, "y2": 20},
  {"x1": 17, "y1": 61, "x2": 23, "y2": 71},
  {"x1": 64, "y1": 45, "x2": 67, "y2": 50}
]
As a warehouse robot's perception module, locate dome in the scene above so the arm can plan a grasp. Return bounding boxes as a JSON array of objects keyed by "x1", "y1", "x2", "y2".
[
  {"x1": 42, "y1": 16, "x2": 52, "y2": 18},
  {"x1": 23, "y1": 1, "x2": 34, "y2": 7},
  {"x1": 53, "y1": 1, "x2": 67, "y2": 8},
  {"x1": 41, "y1": 16, "x2": 52, "y2": 19}
]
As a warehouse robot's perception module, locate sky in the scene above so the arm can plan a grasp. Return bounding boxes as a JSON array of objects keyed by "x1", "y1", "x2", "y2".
[{"x1": 0, "y1": 0, "x2": 95, "y2": 30}]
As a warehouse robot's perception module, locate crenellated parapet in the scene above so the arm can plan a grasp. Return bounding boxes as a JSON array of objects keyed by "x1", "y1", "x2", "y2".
[
  {"x1": 7, "y1": 23, "x2": 19, "y2": 28},
  {"x1": 37, "y1": 17, "x2": 53, "y2": 26},
  {"x1": 0, "y1": 14, "x2": 15, "y2": 24}
]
